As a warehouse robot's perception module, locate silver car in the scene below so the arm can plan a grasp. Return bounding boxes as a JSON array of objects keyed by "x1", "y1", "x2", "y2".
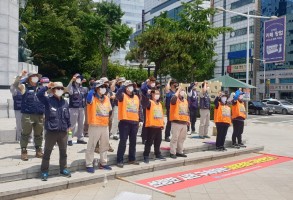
[{"x1": 266, "y1": 100, "x2": 293, "y2": 114}]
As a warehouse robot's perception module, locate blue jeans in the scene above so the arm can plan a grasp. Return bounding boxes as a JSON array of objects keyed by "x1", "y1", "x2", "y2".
[{"x1": 117, "y1": 121, "x2": 139, "y2": 163}]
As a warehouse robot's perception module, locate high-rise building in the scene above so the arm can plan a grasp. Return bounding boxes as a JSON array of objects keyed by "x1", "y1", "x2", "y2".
[
  {"x1": 106, "y1": 0, "x2": 144, "y2": 66},
  {"x1": 255, "y1": 0, "x2": 293, "y2": 100}
]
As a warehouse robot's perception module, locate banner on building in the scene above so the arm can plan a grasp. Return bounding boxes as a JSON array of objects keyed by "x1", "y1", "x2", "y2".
[
  {"x1": 230, "y1": 64, "x2": 247, "y2": 73},
  {"x1": 264, "y1": 17, "x2": 286, "y2": 63},
  {"x1": 136, "y1": 154, "x2": 292, "y2": 193}
]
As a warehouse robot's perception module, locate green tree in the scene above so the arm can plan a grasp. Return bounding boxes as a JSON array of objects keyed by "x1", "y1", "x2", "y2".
[{"x1": 94, "y1": 2, "x2": 133, "y2": 77}]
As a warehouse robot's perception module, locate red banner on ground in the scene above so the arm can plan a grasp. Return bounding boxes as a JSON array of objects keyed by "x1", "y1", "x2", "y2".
[{"x1": 136, "y1": 154, "x2": 293, "y2": 193}]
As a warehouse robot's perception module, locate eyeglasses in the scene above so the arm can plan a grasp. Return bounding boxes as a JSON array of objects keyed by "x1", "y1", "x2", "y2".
[{"x1": 54, "y1": 87, "x2": 64, "y2": 90}]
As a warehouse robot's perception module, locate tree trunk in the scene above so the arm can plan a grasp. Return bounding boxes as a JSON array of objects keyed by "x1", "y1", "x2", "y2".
[
  {"x1": 154, "y1": 61, "x2": 160, "y2": 79},
  {"x1": 101, "y1": 54, "x2": 108, "y2": 77}
]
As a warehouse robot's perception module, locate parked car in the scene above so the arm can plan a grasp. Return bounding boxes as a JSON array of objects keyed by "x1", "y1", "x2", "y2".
[
  {"x1": 261, "y1": 98, "x2": 278, "y2": 104},
  {"x1": 248, "y1": 101, "x2": 274, "y2": 115},
  {"x1": 266, "y1": 100, "x2": 293, "y2": 114}
]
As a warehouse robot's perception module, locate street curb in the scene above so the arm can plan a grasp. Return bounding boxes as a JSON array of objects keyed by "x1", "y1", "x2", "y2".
[{"x1": 0, "y1": 145, "x2": 264, "y2": 200}]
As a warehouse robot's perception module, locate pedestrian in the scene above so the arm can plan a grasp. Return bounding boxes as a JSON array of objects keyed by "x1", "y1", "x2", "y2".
[
  {"x1": 141, "y1": 88, "x2": 166, "y2": 163},
  {"x1": 110, "y1": 77, "x2": 126, "y2": 140},
  {"x1": 141, "y1": 77, "x2": 156, "y2": 144},
  {"x1": 13, "y1": 70, "x2": 44, "y2": 161},
  {"x1": 187, "y1": 82, "x2": 199, "y2": 134},
  {"x1": 37, "y1": 82, "x2": 71, "y2": 181},
  {"x1": 164, "y1": 79, "x2": 178, "y2": 142},
  {"x1": 214, "y1": 92, "x2": 231, "y2": 151},
  {"x1": 10, "y1": 71, "x2": 27, "y2": 142},
  {"x1": 231, "y1": 89, "x2": 247, "y2": 148},
  {"x1": 198, "y1": 81, "x2": 211, "y2": 139},
  {"x1": 116, "y1": 80, "x2": 143, "y2": 168},
  {"x1": 67, "y1": 73, "x2": 88, "y2": 146},
  {"x1": 85, "y1": 80, "x2": 112, "y2": 173},
  {"x1": 169, "y1": 86, "x2": 190, "y2": 159}
]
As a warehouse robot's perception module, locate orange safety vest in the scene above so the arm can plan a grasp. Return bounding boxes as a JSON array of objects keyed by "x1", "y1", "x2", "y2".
[
  {"x1": 87, "y1": 95, "x2": 111, "y2": 126},
  {"x1": 232, "y1": 101, "x2": 246, "y2": 119},
  {"x1": 170, "y1": 98, "x2": 190, "y2": 122},
  {"x1": 145, "y1": 100, "x2": 164, "y2": 127},
  {"x1": 215, "y1": 104, "x2": 232, "y2": 125},
  {"x1": 118, "y1": 94, "x2": 139, "y2": 122}
]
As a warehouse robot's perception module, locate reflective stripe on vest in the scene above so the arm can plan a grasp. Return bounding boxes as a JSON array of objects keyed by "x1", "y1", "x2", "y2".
[
  {"x1": 118, "y1": 94, "x2": 139, "y2": 122},
  {"x1": 145, "y1": 100, "x2": 164, "y2": 127},
  {"x1": 215, "y1": 104, "x2": 231, "y2": 124},
  {"x1": 170, "y1": 98, "x2": 190, "y2": 122},
  {"x1": 232, "y1": 101, "x2": 246, "y2": 119},
  {"x1": 87, "y1": 96, "x2": 111, "y2": 126}
]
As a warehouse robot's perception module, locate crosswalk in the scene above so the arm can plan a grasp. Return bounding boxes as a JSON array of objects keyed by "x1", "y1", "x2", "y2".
[{"x1": 248, "y1": 114, "x2": 293, "y2": 127}]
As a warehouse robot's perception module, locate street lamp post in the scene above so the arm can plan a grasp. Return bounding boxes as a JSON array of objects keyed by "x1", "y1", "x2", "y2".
[{"x1": 216, "y1": 7, "x2": 277, "y2": 87}]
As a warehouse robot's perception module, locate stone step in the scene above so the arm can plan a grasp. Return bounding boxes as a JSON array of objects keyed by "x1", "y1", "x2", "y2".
[
  {"x1": 0, "y1": 145, "x2": 263, "y2": 200},
  {"x1": 0, "y1": 140, "x2": 238, "y2": 184}
]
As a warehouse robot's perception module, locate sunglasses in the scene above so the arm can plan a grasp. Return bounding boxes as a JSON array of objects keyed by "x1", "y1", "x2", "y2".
[
  {"x1": 99, "y1": 85, "x2": 106, "y2": 88},
  {"x1": 54, "y1": 87, "x2": 64, "y2": 90}
]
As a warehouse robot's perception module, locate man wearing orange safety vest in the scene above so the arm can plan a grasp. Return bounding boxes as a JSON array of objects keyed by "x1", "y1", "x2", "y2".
[
  {"x1": 141, "y1": 88, "x2": 166, "y2": 163},
  {"x1": 116, "y1": 80, "x2": 144, "y2": 168},
  {"x1": 214, "y1": 91, "x2": 231, "y2": 151},
  {"x1": 85, "y1": 80, "x2": 112, "y2": 173},
  {"x1": 169, "y1": 86, "x2": 190, "y2": 159},
  {"x1": 231, "y1": 89, "x2": 246, "y2": 148}
]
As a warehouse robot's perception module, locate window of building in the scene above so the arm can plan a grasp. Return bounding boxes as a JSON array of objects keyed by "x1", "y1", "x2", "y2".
[
  {"x1": 229, "y1": 58, "x2": 246, "y2": 65},
  {"x1": 280, "y1": 78, "x2": 293, "y2": 84},
  {"x1": 231, "y1": 0, "x2": 255, "y2": 10},
  {"x1": 230, "y1": 41, "x2": 254, "y2": 52},
  {"x1": 270, "y1": 79, "x2": 276, "y2": 84},
  {"x1": 230, "y1": 10, "x2": 256, "y2": 23},
  {"x1": 230, "y1": 26, "x2": 254, "y2": 37}
]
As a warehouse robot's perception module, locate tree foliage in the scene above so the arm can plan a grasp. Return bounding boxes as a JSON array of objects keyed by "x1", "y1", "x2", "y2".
[{"x1": 126, "y1": 0, "x2": 232, "y2": 82}]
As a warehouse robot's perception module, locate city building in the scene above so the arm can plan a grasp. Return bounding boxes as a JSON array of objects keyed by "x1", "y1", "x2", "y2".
[
  {"x1": 211, "y1": 0, "x2": 259, "y2": 87},
  {"x1": 256, "y1": 0, "x2": 293, "y2": 100}
]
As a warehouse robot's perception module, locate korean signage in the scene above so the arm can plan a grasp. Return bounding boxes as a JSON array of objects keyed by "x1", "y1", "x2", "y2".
[
  {"x1": 230, "y1": 64, "x2": 247, "y2": 73},
  {"x1": 264, "y1": 17, "x2": 286, "y2": 63},
  {"x1": 136, "y1": 154, "x2": 292, "y2": 193}
]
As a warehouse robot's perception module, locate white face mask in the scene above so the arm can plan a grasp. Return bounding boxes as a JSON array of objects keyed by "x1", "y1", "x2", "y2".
[
  {"x1": 154, "y1": 94, "x2": 160, "y2": 100},
  {"x1": 180, "y1": 91, "x2": 185, "y2": 97},
  {"x1": 99, "y1": 88, "x2": 106, "y2": 95},
  {"x1": 127, "y1": 86, "x2": 134, "y2": 92},
  {"x1": 221, "y1": 97, "x2": 227, "y2": 103},
  {"x1": 76, "y1": 78, "x2": 81, "y2": 84},
  {"x1": 239, "y1": 95, "x2": 243, "y2": 100},
  {"x1": 55, "y1": 90, "x2": 64, "y2": 97},
  {"x1": 31, "y1": 77, "x2": 39, "y2": 83},
  {"x1": 42, "y1": 83, "x2": 49, "y2": 87},
  {"x1": 151, "y1": 83, "x2": 156, "y2": 88}
]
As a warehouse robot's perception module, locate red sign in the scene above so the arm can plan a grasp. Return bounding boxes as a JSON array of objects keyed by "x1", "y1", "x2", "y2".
[{"x1": 136, "y1": 154, "x2": 292, "y2": 193}]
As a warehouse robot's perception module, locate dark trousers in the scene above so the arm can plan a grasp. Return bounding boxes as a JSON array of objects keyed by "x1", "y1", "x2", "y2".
[
  {"x1": 141, "y1": 108, "x2": 147, "y2": 143},
  {"x1": 41, "y1": 131, "x2": 68, "y2": 173},
  {"x1": 117, "y1": 121, "x2": 138, "y2": 163},
  {"x1": 189, "y1": 108, "x2": 197, "y2": 132},
  {"x1": 164, "y1": 109, "x2": 171, "y2": 139},
  {"x1": 143, "y1": 127, "x2": 162, "y2": 157},
  {"x1": 216, "y1": 123, "x2": 229, "y2": 147},
  {"x1": 232, "y1": 120, "x2": 244, "y2": 144}
]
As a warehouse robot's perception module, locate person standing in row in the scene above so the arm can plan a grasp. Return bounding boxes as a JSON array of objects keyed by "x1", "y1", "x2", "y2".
[
  {"x1": 14, "y1": 70, "x2": 44, "y2": 161},
  {"x1": 141, "y1": 88, "x2": 166, "y2": 163},
  {"x1": 199, "y1": 81, "x2": 211, "y2": 139},
  {"x1": 169, "y1": 87, "x2": 190, "y2": 159},
  {"x1": 116, "y1": 80, "x2": 143, "y2": 168},
  {"x1": 37, "y1": 82, "x2": 71, "y2": 181},
  {"x1": 231, "y1": 89, "x2": 247, "y2": 148},
  {"x1": 164, "y1": 79, "x2": 178, "y2": 142},
  {"x1": 85, "y1": 80, "x2": 112, "y2": 173},
  {"x1": 67, "y1": 73, "x2": 87, "y2": 146},
  {"x1": 214, "y1": 92, "x2": 231, "y2": 151},
  {"x1": 187, "y1": 82, "x2": 198, "y2": 134}
]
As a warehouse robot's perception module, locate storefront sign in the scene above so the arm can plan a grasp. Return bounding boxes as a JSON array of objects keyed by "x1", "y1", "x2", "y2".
[
  {"x1": 264, "y1": 17, "x2": 286, "y2": 63},
  {"x1": 136, "y1": 154, "x2": 292, "y2": 193},
  {"x1": 270, "y1": 84, "x2": 293, "y2": 91},
  {"x1": 230, "y1": 64, "x2": 247, "y2": 73}
]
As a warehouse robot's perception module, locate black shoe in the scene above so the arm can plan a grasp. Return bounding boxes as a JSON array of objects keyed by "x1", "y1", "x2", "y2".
[
  {"x1": 170, "y1": 154, "x2": 177, "y2": 159},
  {"x1": 216, "y1": 146, "x2": 222, "y2": 151},
  {"x1": 77, "y1": 140, "x2": 87, "y2": 144},
  {"x1": 231, "y1": 144, "x2": 240, "y2": 149},
  {"x1": 203, "y1": 135, "x2": 210, "y2": 138},
  {"x1": 84, "y1": 133, "x2": 89, "y2": 137},
  {"x1": 117, "y1": 162, "x2": 124, "y2": 168},
  {"x1": 128, "y1": 160, "x2": 140, "y2": 165},
  {"x1": 156, "y1": 155, "x2": 166, "y2": 161},
  {"x1": 198, "y1": 136, "x2": 205, "y2": 139},
  {"x1": 165, "y1": 138, "x2": 171, "y2": 142},
  {"x1": 144, "y1": 156, "x2": 149, "y2": 164},
  {"x1": 113, "y1": 135, "x2": 119, "y2": 140},
  {"x1": 238, "y1": 143, "x2": 246, "y2": 148},
  {"x1": 176, "y1": 153, "x2": 187, "y2": 157},
  {"x1": 68, "y1": 140, "x2": 73, "y2": 146}
]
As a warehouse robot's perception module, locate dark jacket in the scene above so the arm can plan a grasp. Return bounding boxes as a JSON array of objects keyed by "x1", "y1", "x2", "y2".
[
  {"x1": 37, "y1": 87, "x2": 71, "y2": 132},
  {"x1": 199, "y1": 91, "x2": 210, "y2": 109},
  {"x1": 21, "y1": 83, "x2": 44, "y2": 115},
  {"x1": 68, "y1": 82, "x2": 87, "y2": 108},
  {"x1": 187, "y1": 83, "x2": 198, "y2": 110}
]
